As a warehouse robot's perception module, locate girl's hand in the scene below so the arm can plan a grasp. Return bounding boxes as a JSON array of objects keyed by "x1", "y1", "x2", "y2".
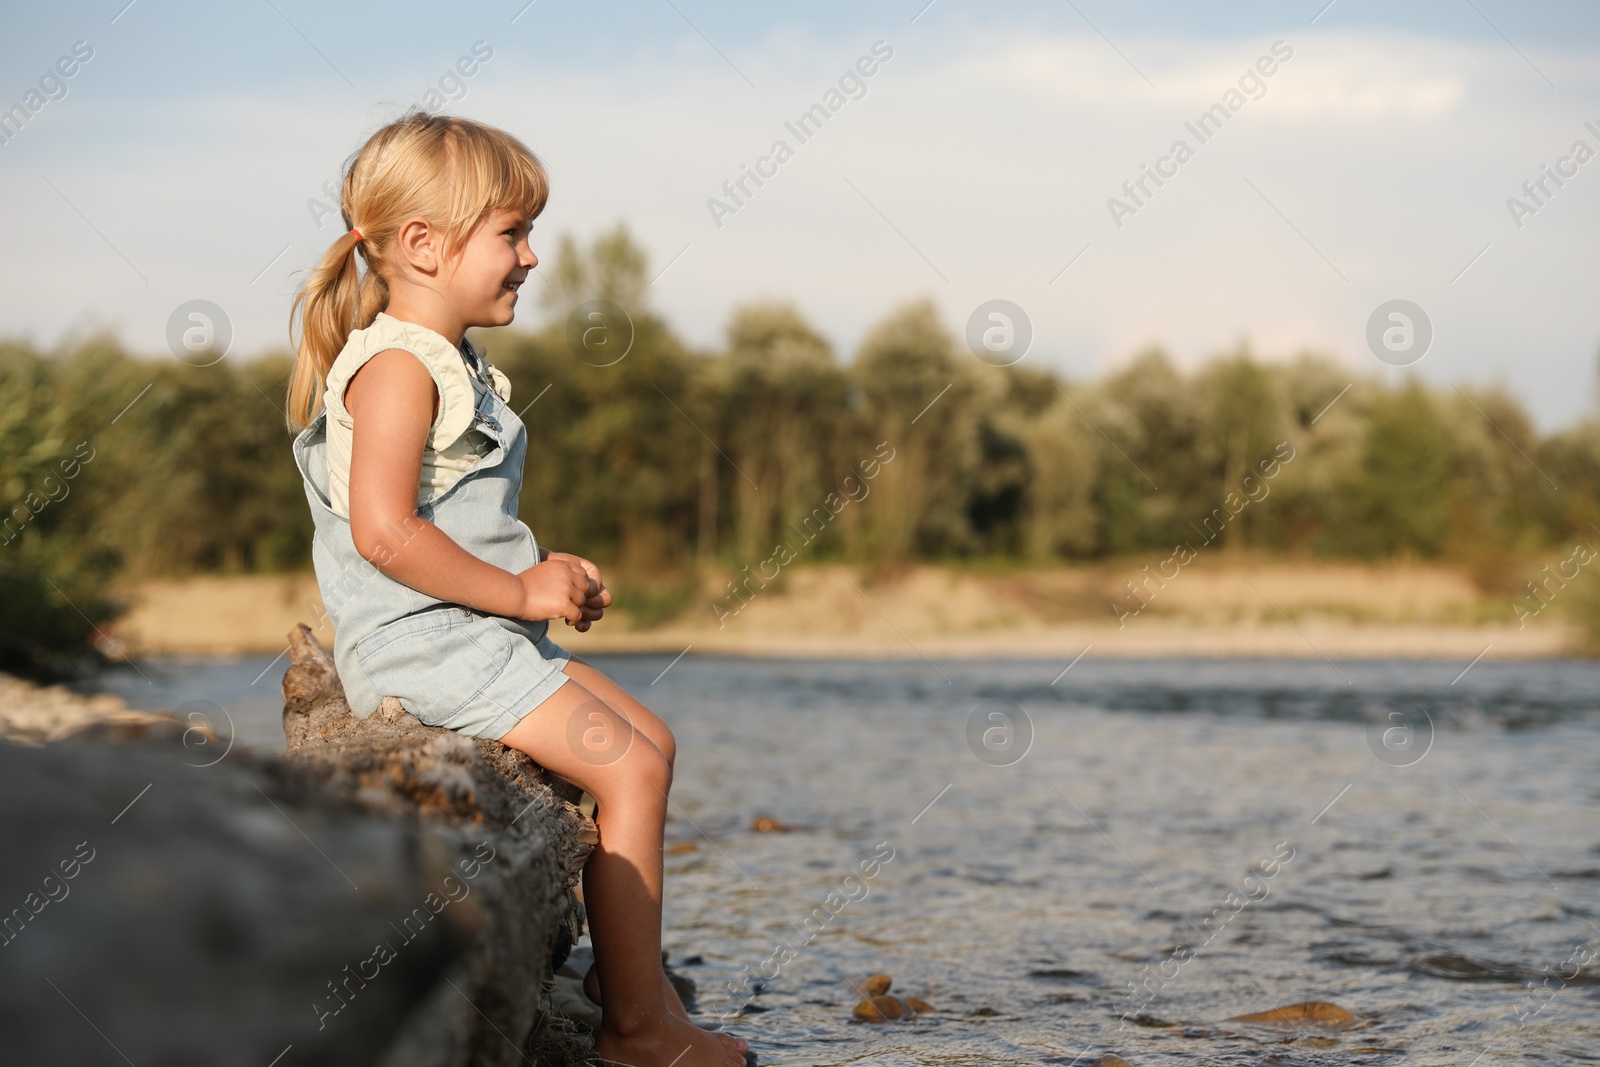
[
  {"x1": 516, "y1": 559, "x2": 593, "y2": 626},
  {"x1": 545, "y1": 551, "x2": 612, "y2": 631}
]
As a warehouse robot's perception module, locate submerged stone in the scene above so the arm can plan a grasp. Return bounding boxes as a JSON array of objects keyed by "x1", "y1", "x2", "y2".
[{"x1": 1227, "y1": 1001, "x2": 1357, "y2": 1027}]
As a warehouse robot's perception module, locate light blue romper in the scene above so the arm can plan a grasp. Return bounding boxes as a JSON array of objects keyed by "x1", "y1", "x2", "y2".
[{"x1": 291, "y1": 330, "x2": 571, "y2": 739}]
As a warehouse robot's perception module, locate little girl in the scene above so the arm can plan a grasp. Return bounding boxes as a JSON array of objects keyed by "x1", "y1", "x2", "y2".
[{"x1": 286, "y1": 111, "x2": 749, "y2": 1067}]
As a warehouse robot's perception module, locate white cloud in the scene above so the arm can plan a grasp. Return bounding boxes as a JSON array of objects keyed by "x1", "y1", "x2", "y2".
[{"x1": 954, "y1": 32, "x2": 1470, "y2": 117}]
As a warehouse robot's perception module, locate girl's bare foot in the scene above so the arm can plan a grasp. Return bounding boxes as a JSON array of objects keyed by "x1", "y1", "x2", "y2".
[
  {"x1": 594, "y1": 1013, "x2": 747, "y2": 1067},
  {"x1": 585, "y1": 962, "x2": 696, "y2": 1023}
]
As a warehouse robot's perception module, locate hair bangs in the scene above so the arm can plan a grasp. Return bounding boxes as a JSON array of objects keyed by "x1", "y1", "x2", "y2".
[{"x1": 436, "y1": 123, "x2": 549, "y2": 260}]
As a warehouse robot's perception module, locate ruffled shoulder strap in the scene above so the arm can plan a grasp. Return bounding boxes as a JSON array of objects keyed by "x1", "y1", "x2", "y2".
[
  {"x1": 461, "y1": 335, "x2": 512, "y2": 403},
  {"x1": 324, "y1": 312, "x2": 478, "y2": 448}
]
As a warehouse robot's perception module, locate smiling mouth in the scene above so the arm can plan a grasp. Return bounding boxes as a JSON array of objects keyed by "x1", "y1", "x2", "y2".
[{"x1": 502, "y1": 278, "x2": 523, "y2": 294}]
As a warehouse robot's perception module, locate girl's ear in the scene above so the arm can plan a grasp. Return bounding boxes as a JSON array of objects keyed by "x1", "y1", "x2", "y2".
[{"x1": 393, "y1": 215, "x2": 441, "y2": 275}]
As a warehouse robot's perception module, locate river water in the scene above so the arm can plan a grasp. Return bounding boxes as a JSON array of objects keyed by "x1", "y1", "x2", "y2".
[{"x1": 88, "y1": 654, "x2": 1600, "y2": 1065}]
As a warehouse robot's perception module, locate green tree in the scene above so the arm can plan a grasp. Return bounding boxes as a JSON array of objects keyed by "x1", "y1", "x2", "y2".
[
  {"x1": 850, "y1": 299, "x2": 981, "y2": 565},
  {"x1": 1359, "y1": 381, "x2": 1451, "y2": 556},
  {"x1": 716, "y1": 302, "x2": 850, "y2": 561}
]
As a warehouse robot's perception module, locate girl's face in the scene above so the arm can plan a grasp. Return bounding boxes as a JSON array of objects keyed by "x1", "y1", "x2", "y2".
[{"x1": 445, "y1": 206, "x2": 538, "y2": 327}]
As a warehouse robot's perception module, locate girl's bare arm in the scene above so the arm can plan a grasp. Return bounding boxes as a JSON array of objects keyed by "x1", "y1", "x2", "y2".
[{"x1": 344, "y1": 349, "x2": 590, "y2": 624}]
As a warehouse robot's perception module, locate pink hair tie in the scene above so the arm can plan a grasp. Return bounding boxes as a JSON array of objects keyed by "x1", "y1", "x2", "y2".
[{"x1": 349, "y1": 227, "x2": 363, "y2": 241}]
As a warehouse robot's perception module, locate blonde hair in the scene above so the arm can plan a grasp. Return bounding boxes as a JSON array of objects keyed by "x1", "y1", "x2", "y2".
[{"x1": 285, "y1": 109, "x2": 549, "y2": 429}]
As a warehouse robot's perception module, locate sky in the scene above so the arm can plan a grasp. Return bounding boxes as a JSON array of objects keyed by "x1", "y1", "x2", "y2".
[{"x1": 3, "y1": 0, "x2": 1600, "y2": 428}]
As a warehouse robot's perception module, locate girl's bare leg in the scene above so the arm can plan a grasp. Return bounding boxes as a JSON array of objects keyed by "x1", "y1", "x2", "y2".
[
  {"x1": 561, "y1": 657, "x2": 694, "y2": 1022},
  {"x1": 581, "y1": 953, "x2": 692, "y2": 1024},
  {"x1": 498, "y1": 675, "x2": 746, "y2": 1067}
]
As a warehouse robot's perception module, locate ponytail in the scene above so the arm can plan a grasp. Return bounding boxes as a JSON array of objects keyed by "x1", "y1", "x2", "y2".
[{"x1": 285, "y1": 226, "x2": 389, "y2": 430}]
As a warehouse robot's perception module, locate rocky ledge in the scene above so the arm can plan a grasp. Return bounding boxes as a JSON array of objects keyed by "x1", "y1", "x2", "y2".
[{"x1": 0, "y1": 624, "x2": 600, "y2": 1067}]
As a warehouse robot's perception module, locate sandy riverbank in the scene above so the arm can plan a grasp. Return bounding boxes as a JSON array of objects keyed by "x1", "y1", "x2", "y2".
[{"x1": 104, "y1": 560, "x2": 1578, "y2": 661}]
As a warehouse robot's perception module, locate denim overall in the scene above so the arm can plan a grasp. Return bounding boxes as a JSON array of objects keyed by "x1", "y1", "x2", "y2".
[{"x1": 291, "y1": 336, "x2": 570, "y2": 739}]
